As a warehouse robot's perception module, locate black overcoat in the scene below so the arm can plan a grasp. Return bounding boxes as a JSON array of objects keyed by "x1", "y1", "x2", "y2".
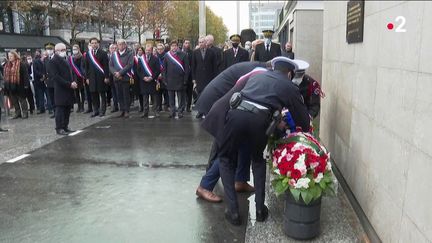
[
  {"x1": 191, "y1": 48, "x2": 217, "y2": 94},
  {"x1": 137, "y1": 55, "x2": 161, "y2": 95},
  {"x1": 84, "y1": 49, "x2": 110, "y2": 92},
  {"x1": 51, "y1": 55, "x2": 74, "y2": 106}
]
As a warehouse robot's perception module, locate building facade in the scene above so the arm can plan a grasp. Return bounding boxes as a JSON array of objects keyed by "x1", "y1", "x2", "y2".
[
  {"x1": 275, "y1": 1, "x2": 324, "y2": 83},
  {"x1": 249, "y1": 2, "x2": 284, "y2": 39},
  {"x1": 320, "y1": 1, "x2": 432, "y2": 242}
]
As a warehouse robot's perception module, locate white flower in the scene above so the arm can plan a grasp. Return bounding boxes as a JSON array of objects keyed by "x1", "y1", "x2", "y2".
[
  {"x1": 274, "y1": 169, "x2": 281, "y2": 175},
  {"x1": 281, "y1": 148, "x2": 287, "y2": 157},
  {"x1": 297, "y1": 154, "x2": 306, "y2": 164},
  {"x1": 310, "y1": 162, "x2": 319, "y2": 169},
  {"x1": 289, "y1": 179, "x2": 296, "y2": 187},
  {"x1": 326, "y1": 162, "x2": 332, "y2": 171},
  {"x1": 294, "y1": 162, "x2": 307, "y2": 175},
  {"x1": 294, "y1": 178, "x2": 310, "y2": 189},
  {"x1": 314, "y1": 173, "x2": 323, "y2": 183}
]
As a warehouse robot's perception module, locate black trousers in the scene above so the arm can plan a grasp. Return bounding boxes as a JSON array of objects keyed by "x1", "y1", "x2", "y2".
[
  {"x1": 218, "y1": 109, "x2": 269, "y2": 214},
  {"x1": 74, "y1": 88, "x2": 85, "y2": 110},
  {"x1": 47, "y1": 87, "x2": 55, "y2": 112},
  {"x1": 55, "y1": 105, "x2": 71, "y2": 130},
  {"x1": 91, "y1": 91, "x2": 107, "y2": 115},
  {"x1": 143, "y1": 93, "x2": 159, "y2": 116},
  {"x1": 185, "y1": 82, "x2": 193, "y2": 110},
  {"x1": 115, "y1": 81, "x2": 131, "y2": 113},
  {"x1": 84, "y1": 84, "x2": 92, "y2": 111},
  {"x1": 26, "y1": 86, "x2": 35, "y2": 112},
  {"x1": 34, "y1": 83, "x2": 46, "y2": 112},
  {"x1": 156, "y1": 88, "x2": 169, "y2": 111},
  {"x1": 168, "y1": 90, "x2": 185, "y2": 116}
]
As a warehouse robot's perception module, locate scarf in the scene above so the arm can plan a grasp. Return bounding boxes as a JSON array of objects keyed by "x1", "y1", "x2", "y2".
[{"x1": 4, "y1": 60, "x2": 20, "y2": 84}]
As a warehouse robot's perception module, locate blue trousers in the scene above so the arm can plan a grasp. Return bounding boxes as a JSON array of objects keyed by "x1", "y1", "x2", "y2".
[{"x1": 200, "y1": 143, "x2": 251, "y2": 191}]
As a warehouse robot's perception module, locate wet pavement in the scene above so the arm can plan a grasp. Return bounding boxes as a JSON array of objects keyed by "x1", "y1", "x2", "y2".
[{"x1": 0, "y1": 112, "x2": 250, "y2": 243}]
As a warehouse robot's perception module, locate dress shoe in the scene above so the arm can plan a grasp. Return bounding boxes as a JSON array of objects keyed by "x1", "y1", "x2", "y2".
[
  {"x1": 186, "y1": 108, "x2": 191, "y2": 112},
  {"x1": 235, "y1": 182, "x2": 255, "y2": 193},
  {"x1": 56, "y1": 129, "x2": 68, "y2": 136},
  {"x1": 256, "y1": 205, "x2": 269, "y2": 222},
  {"x1": 225, "y1": 209, "x2": 241, "y2": 226},
  {"x1": 111, "y1": 108, "x2": 119, "y2": 113},
  {"x1": 155, "y1": 113, "x2": 160, "y2": 118},
  {"x1": 178, "y1": 113, "x2": 184, "y2": 119},
  {"x1": 99, "y1": 113, "x2": 105, "y2": 117},
  {"x1": 195, "y1": 186, "x2": 222, "y2": 203},
  {"x1": 83, "y1": 110, "x2": 92, "y2": 114},
  {"x1": 168, "y1": 113, "x2": 175, "y2": 118},
  {"x1": 140, "y1": 113, "x2": 148, "y2": 118},
  {"x1": 116, "y1": 112, "x2": 125, "y2": 118},
  {"x1": 22, "y1": 115, "x2": 29, "y2": 119},
  {"x1": 123, "y1": 112, "x2": 130, "y2": 118},
  {"x1": 64, "y1": 128, "x2": 75, "y2": 133},
  {"x1": 30, "y1": 110, "x2": 34, "y2": 115},
  {"x1": 195, "y1": 113, "x2": 203, "y2": 119},
  {"x1": 90, "y1": 113, "x2": 99, "y2": 118},
  {"x1": 0, "y1": 128, "x2": 8, "y2": 132},
  {"x1": 48, "y1": 110, "x2": 53, "y2": 114},
  {"x1": 37, "y1": 110, "x2": 45, "y2": 114},
  {"x1": 12, "y1": 115, "x2": 22, "y2": 119},
  {"x1": 50, "y1": 114, "x2": 55, "y2": 119}
]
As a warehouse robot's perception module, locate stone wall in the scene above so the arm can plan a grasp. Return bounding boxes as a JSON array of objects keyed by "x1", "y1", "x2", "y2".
[{"x1": 320, "y1": 1, "x2": 432, "y2": 242}]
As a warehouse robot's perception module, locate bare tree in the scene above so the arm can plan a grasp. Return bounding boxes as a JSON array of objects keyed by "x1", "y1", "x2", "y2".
[{"x1": 10, "y1": 1, "x2": 52, "y2": 35}]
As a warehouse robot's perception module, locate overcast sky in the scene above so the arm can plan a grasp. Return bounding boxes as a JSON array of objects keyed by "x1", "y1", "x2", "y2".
[{"x1": 206, "y1": 0, "x2": 285, "y2": 36}]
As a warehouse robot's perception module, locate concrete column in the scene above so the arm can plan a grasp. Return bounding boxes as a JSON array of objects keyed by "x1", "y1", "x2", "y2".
[
  {"x1": 12, "y1": 2, "x2": 20, "y2": 34},
  {"x1": 199, "y1": 1, "x2": 206, "y2": 36},
  {"x1": 44, "y1": 9, "x2": 50, "y2": 36},
  {"x1": 236, "y1": 1, "x2": 240, "y2": 34}
]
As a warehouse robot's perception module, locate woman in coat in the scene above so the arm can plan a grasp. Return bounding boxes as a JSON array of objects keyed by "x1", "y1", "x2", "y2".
[
  {"x1": 3, "y1": 51, "x2": 30, "y2": 119},
  {"x1": 69, "y1": 44, "x2": 86, "y2": 112}
]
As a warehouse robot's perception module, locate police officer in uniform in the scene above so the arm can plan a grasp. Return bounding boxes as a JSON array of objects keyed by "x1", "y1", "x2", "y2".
[
  {"x1": 254, "y1": 30, "x2": 281, "y2": 62},
  {"x1": 217, "y1": 57, "x2": 311, "y2": 225},
  {"x1": 222, "y1": 34, "x2": 249, "y2": 70},
  {"x1": 291, "y1": 64, "x2": 322, "y2": 119}
]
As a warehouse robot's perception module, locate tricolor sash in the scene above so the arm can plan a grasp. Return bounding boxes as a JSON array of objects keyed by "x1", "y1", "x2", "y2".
[
  {"x1": 166, "y1": 51, "x2": 184, "y2": 73},
  {"x1": 68, "y1": 56, "x2": 84, "y2": 79},
  {"x1": 139, "y1": 56, "x2": 153, "y2": 77},
  {"x1": 113, "y1": 51, "x2": 132, "y2": 78},
  {"x1": 235, "y1": 67, "x2": 268, "y2": 84},
  {"x1": 87, "y1": 50, "x2": 104, "y2": 75}
]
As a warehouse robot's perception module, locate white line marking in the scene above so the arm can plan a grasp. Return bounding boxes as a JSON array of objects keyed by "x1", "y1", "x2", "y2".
[
  {"x1": 68, "y1": 130, "x2": 83, "y2": 136},
  {"x1": 6, "y1": 154, "x2": 30, "y2": 163}
]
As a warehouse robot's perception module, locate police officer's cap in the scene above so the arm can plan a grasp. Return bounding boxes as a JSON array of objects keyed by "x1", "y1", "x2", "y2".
[
  {"x1": 44, "y1": 42, "x2": 55, "y2": 49},
  {"x1": 262, "y1": 30, "x2": 274, "y2": 37},
  {"x1": 271, "y1": 56, "x2": 309, "y2": 72},
  {"x1": 229, "y1": 34, "x2": 241, "y2": 43}
]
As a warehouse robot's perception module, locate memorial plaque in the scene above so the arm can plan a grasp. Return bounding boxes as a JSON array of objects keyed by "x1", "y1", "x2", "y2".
[{"x1": 346, "y1": 0, "x2": 364, "y2": 44}]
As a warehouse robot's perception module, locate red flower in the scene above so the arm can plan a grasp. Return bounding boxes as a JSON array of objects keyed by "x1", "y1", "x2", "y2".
[
  {"x1": 278, "y1": 161, "x2": 294, "y2": 176},
  {"x1": 291, "y1": 169, "x2": 302, "y2": 180}
]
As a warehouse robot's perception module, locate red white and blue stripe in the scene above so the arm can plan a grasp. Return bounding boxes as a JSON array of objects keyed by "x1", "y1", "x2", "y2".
[
  {"x1": 88, "y1": 50, "x2": 104, "y2": 75},
  {"x1": 235, "y1": 67, "x2": 267, "y2": 84},
  {"x1": 113, "y1": 51, "x2": 132, "y2": 78},
  {"x1": 68, "y1": 56, "x2": 84, "y2": 79},
  {"x1": 166, "y1": 51, "x2": 184, "y2": 72},
  {"x1": 139, "y1": 56, "x2": 153, "y2": 77}
]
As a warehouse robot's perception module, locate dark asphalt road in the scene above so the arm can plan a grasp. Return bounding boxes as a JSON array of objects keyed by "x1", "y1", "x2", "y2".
[{"x1": 0, "y1": 114, "x2": 251, "y2": 243}]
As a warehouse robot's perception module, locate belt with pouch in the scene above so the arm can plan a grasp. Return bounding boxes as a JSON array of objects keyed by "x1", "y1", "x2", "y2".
[{"x1": 236, "y1": 100, "x2": 271, "y2": 117}]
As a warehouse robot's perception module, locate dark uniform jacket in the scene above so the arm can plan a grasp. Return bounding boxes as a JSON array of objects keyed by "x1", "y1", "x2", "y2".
[
  {"x1": 201, "y1": 67, "x2": 268, "y2": 143},
  {"x1": 191, "y1": 48, "x2": 217, "y2": 93},
  {"x1": 222, "y1": 47, "x2": 249, "y2": 70},
  {"x1": 137, "y1": 54, "x2": 161, "y2": 95},
  {"x1": 51, "y1": 55, "x2": 74, "y2": 106},
  {"x1": 84, "y1": 48, "x2": 110, "y2": 92},
  {"x1": 282, "y1": 50, "x2": 295, "y2": 59},
  {"x1": 298, "y1": 74, "x2": 321, "y2": 118},
  {"x1": 195, "y1": 61, "x2": 266, "y2": 115},
  {"x1": 163, "y1": 50, "x2": 189, "y2": 91},
  {"x1": 240, "y1": 71, "x2": 311, "y2": 132},
  {"x1": 254, "y1": 41, "x2": 282, "y2": 62}
]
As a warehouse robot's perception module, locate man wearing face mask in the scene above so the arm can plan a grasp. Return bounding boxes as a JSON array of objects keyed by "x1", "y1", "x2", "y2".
[
  {"x1": 254, "y1": 30, "x2": 281, "y2": 62},
  {"x1": 44, "y1": 42, "x2": 56, "y2": 118},
  {"x1": 31, "y1": 51, "x2": 47, "y2": 114},
  {"x1": 51, "y1": 43, "x2": 78, "y2": 135},
  {"x1": 25, "y1": 55, "x2": 36, "y2": 115},
  {"x1": 291, "y1": 63, "x2": 322, "y2": 119},
  {"x1": 244, "y1": 41, "x2": 252, "y2": 59},
  {"x1": 222, "y1": 34, "x2": 249, "y2": 70}
]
